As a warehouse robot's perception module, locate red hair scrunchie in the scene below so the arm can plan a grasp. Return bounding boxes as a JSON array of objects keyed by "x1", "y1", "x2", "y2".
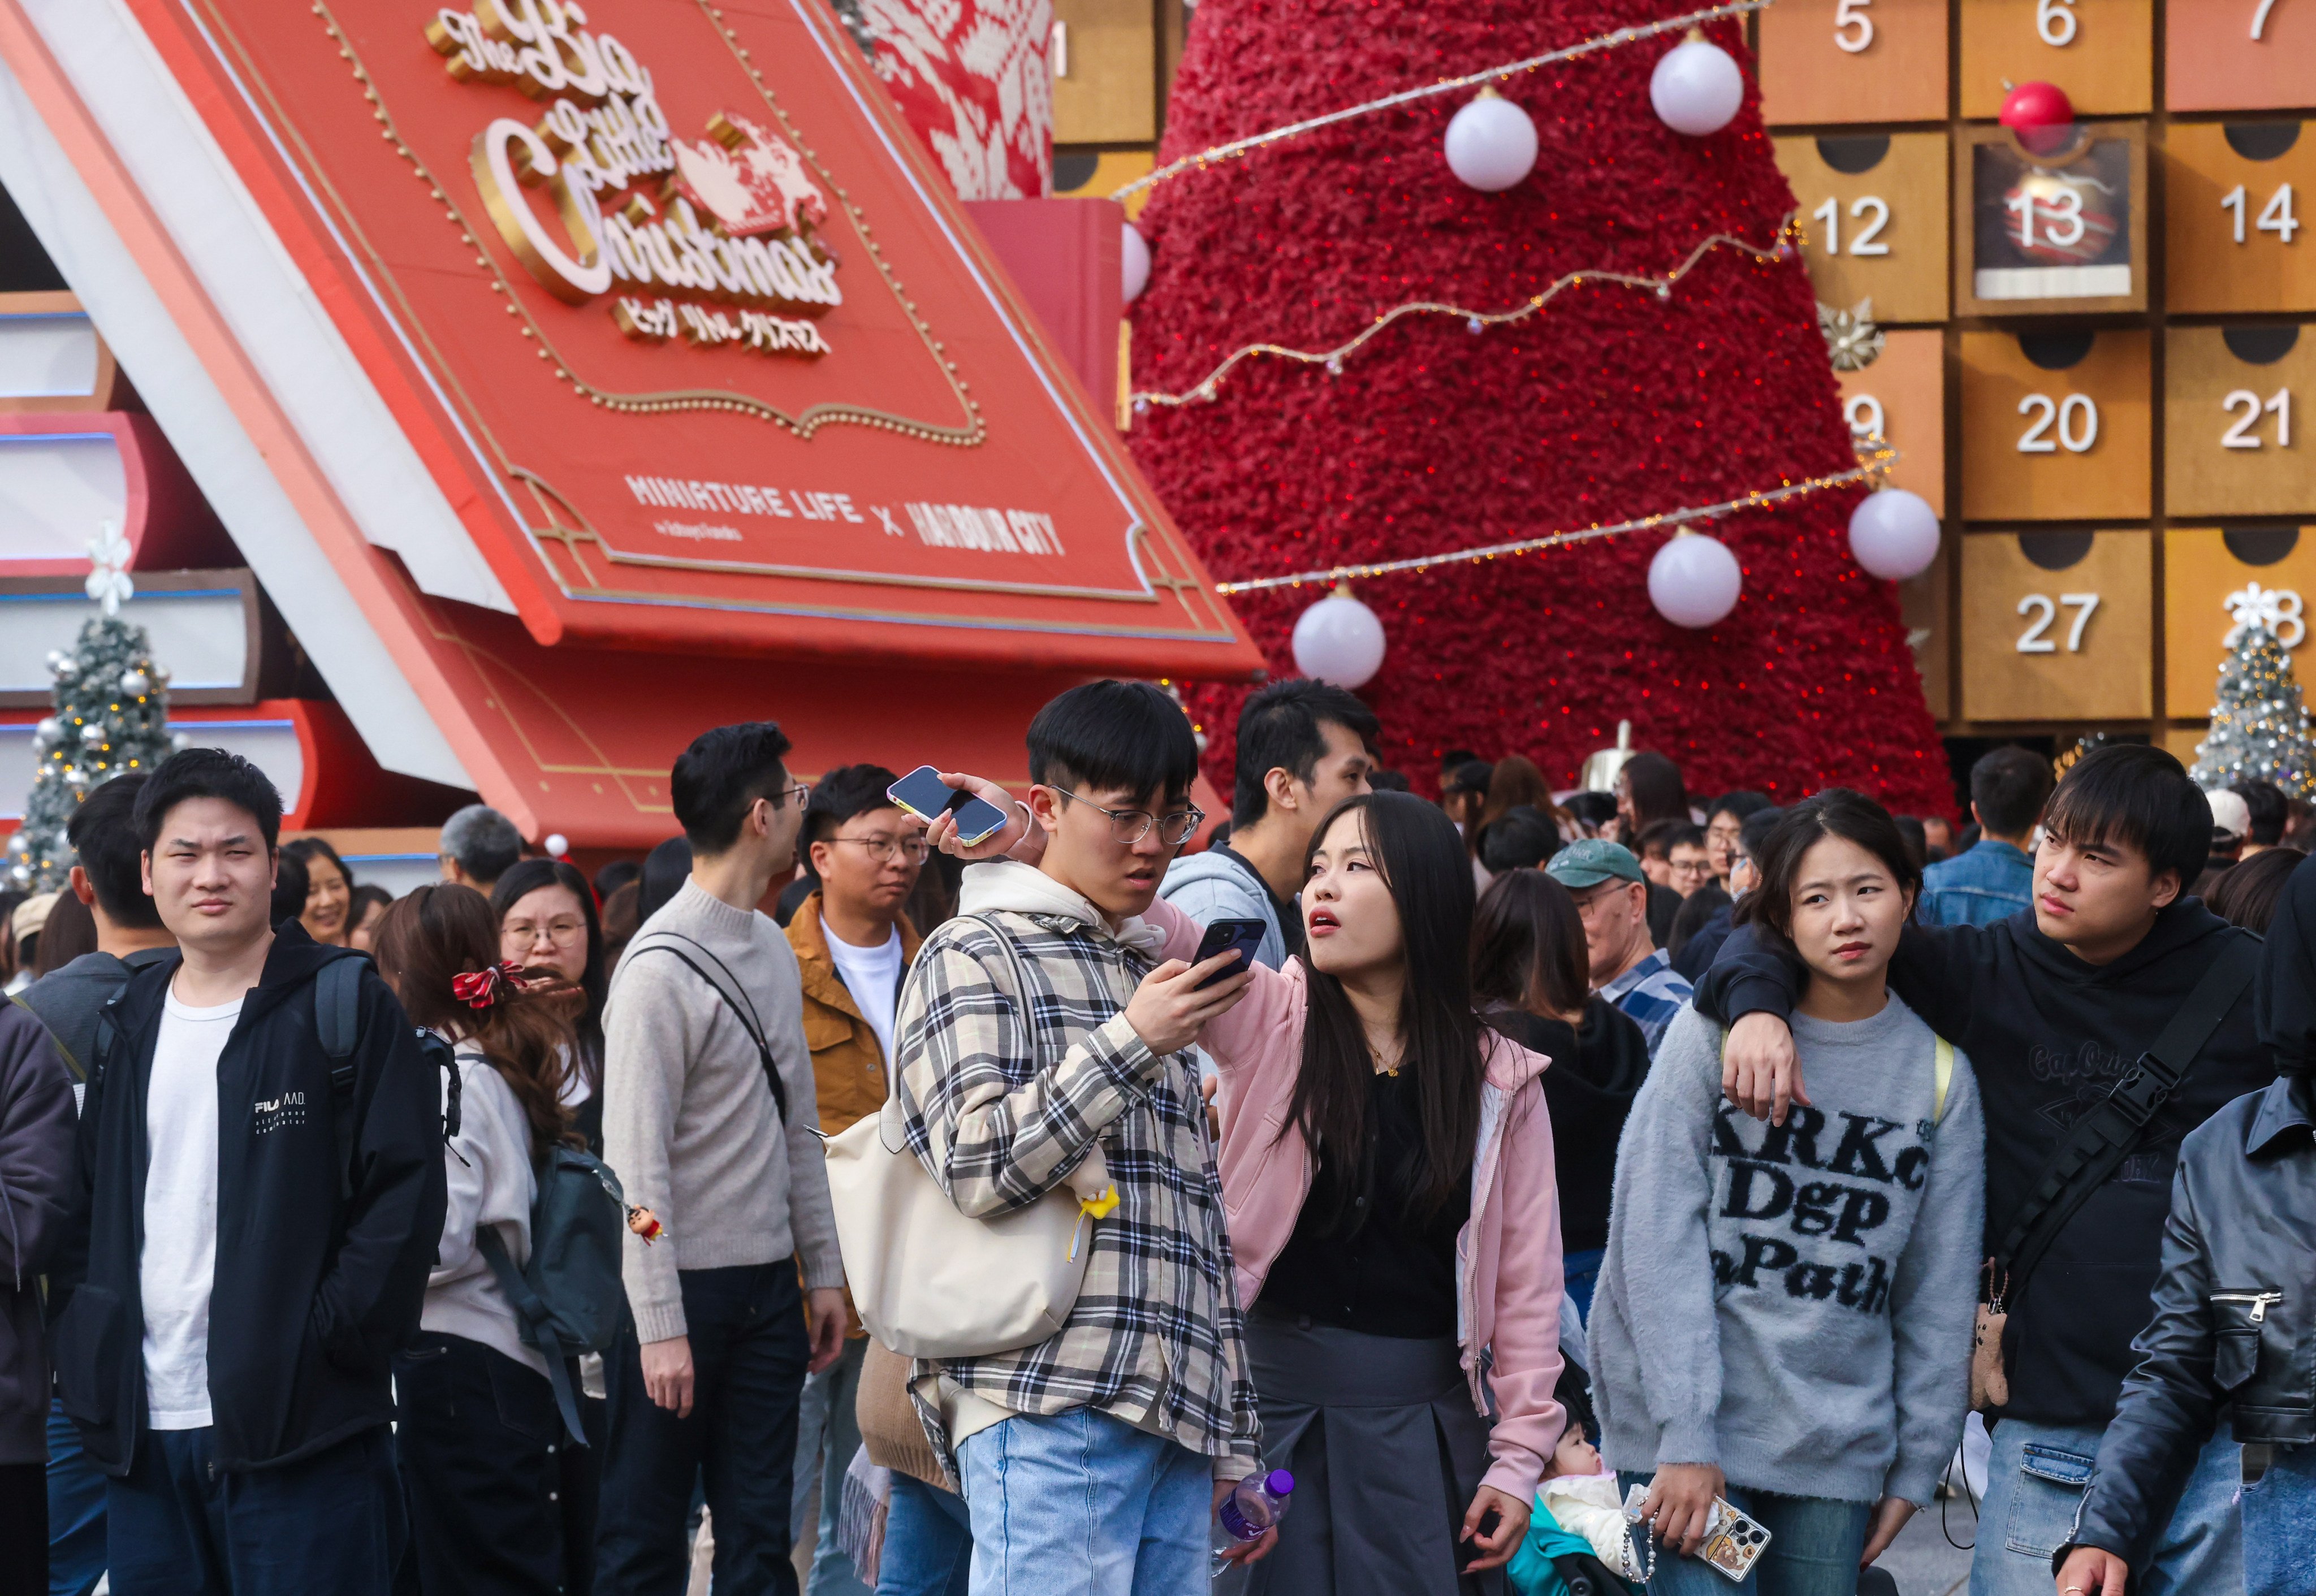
[{"x1": 451, "y1": 961, "x2": 529, "y2": 1009}]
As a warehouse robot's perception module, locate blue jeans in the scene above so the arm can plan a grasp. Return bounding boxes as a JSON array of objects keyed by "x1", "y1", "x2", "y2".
[
  {"x1": 1562, "y1": 1248, "x2": 1605, "y2": 1322},
  {"x1": 793, "y1": 1337, "x2": 871, "y2": 1596},
  {"x1": 2244, "y1": 1441, "x2": 2316, "y2": 1596},
  {"x1": 1971, "y1": 1418, "x2": 2240, "y2": 1596},
  {"x1": 1614, "y1": 1472, "x2": 1868, "y2": 1595},
  {"x1": 878, "y1": 1475, "x2": 973, "y2": 1596},
  {"x1": 597, "y1": 1263, "x2": 811, "y2": 1596},
  {"x1": 106, "y1": 1425, "x2": 403, "y2": 1596},
  {"x1": 46, "y1": 1401, "x2": 105, "y2": 1596},
  {"x1": 956, "y1": 1409, "x2": 1211, "y2": 1596}
]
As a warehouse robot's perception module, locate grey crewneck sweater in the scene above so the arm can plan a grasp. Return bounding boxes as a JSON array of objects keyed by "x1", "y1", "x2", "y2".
[
  {"x1": 1589, "y1": 996, "x2": 1984, "y2": 1507},
  {"x1": 603, "y1": 879, "x2": 844, "y2": 1342}
]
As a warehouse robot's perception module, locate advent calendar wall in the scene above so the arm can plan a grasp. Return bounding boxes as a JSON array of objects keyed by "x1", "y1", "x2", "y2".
[{"x1": 1758, "y1": 0, "x2": 2316, "y2": 761}]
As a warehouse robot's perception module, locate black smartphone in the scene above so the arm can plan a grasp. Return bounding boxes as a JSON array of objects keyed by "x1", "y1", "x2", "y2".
[
  {"x1": 887, "y1": 765, "x2": 1012, "y2": 846},
  {"x1": 1190, "y1": 918, "x2": 1268, "y2": 989}
]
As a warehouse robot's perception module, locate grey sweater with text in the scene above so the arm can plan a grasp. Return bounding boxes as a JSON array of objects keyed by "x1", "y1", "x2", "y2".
[{"x1": 1589, "y1": 997, "x2": 1984, "y2": 1506}]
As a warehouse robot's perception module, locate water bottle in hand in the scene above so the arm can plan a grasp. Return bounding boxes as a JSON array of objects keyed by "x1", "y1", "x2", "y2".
[{"x1": 1219, "y1": 1470, "x2": 1295, "y2": 1542}]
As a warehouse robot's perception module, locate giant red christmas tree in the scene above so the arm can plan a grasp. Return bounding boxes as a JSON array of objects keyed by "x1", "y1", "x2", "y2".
[{"x1": 1127, "y1": 1, "x2": 1950, "y2": 812}]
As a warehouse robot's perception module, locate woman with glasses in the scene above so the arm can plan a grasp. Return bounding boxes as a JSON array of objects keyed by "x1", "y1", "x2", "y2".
[{"x1": 492, "y1": 858, "x2": 607, "y2": 1152}]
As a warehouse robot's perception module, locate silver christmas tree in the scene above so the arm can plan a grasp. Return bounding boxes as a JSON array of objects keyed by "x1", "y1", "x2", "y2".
[
  {"x1": 2191, "y1": 584, "x2": 2316, "y2": 798},
  {"x1": 6, "y1": 531, "x2": 178, "y2": 890}
]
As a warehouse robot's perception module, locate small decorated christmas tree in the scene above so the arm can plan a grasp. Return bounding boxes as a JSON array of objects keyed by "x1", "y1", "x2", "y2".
[
  {"x1": 5, "y1": 530, "x2": 176, "y2": 891},
  {"x1": 2190, "y1": 584, "x2": 2315, "y2": 798}
]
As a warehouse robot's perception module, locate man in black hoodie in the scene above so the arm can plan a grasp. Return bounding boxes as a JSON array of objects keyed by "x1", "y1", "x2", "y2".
[
  {"x1": 1695, "y1": 745, "x2": 2266, "y2": 1596},
  {"x1": 49, "y1": 750, "x2": 446, "y2": 1595}
]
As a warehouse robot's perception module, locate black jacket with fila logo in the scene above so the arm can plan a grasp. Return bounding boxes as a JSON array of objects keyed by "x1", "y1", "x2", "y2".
[{"x1": 49, "y1": 922, "x2": 447, "y2": 1474}]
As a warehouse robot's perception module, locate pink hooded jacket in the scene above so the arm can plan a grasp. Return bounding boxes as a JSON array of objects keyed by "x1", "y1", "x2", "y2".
[{"x1": 1140, "y1": 898, "x2": 1569, "y2": 1502}]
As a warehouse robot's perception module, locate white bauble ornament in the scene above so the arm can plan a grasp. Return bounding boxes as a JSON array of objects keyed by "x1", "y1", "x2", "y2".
[
  {"x1": 1649, "y1": 33, "x2": 1745, "y2": 137},
  {"x1": 1648, "y1": 531, "x2": 1743, "y2": 628},
  {"x1": 120, "y1": 670, "x2": 150, "y2": 695},
  {"x1": 53, "y1": 656, "x2": 79, "y2": 682},
  {"x1": 1847, "y1": 488, "x2": 1941, "y2": 579},
  {"x1": 1291, "y1": 587, "x2": 1387, "y2": 689},
  {"x1": 8, "y1": 864, "x2": 28, "y2": 886},
  {"x1": 79, "y1": 722, "x2": 106, "y2": 747},
  {"x1": 545, "y1": 833, "x2": 571, "y2": 858},
  {"x1": 1443, "y1": 90, "x2": 1539, "y2": 192},
  {"x1": 1121, "y1": 224, "x2": 1151, "y2": 305},
  {"x1": 171, "y1": 732, "x2": 191, "y2": 751},
  {"x1": 34, "y1": 717, "x2": 59, "y2": 744}
]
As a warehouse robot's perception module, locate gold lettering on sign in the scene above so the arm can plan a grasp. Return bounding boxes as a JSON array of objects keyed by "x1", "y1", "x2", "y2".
[{"x1": 428, "y1": 3, "x2": 839, "y2": 357}]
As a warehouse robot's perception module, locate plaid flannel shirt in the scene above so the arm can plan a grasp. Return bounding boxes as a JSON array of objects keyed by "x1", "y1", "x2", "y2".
[
  {"x1": 1598, "y1": 945, "x2": 1693, "y2": 1057},
  {"x1": 892, "y1": 904, "x2": 1262, "y2": 1478}
]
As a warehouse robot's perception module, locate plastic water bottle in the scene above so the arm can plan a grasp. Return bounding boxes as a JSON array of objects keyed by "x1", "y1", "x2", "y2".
[{"x1": 1218, "y1": 1469, "x2": 1295, "y2": 1542}]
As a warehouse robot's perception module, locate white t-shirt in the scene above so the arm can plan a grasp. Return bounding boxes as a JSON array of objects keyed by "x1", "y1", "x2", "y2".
[
  {"x1": 141, "y1": 989, "x2": 241, "y2": 1430},
  {"x1": 820, "y1": 918, "x2": 903, "y2": 1078}
]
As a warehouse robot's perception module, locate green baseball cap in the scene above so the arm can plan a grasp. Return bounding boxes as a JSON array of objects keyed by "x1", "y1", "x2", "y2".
[{"x1": 1545, "y1": 838, "x2": 1645, "y2": 891}]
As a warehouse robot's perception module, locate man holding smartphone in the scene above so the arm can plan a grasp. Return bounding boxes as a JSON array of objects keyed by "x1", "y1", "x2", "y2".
[
  {"x1": 1160, "y1": 680, "x2": 1378, "y2": 970},
  {"x1": 893, "y1": 680, "x2": 1266, "y2": 1596}
]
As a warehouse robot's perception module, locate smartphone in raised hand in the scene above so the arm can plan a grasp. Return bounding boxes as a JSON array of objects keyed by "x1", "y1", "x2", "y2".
[
  {"x1": 1190, "y1": 918, "x2": 1268, "y2": 989},
  {"x1": 887, "y1": 765, "x2": 1012, "y2": 846}
]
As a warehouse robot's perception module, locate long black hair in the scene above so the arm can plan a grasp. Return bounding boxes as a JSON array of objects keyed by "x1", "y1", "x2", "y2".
[
  {"x1": 1282, "y1": 790, "x2": 1488, "y2": 1228},
  {"x1": 1732, "y1": 788, "x2": 1921, "y2": 946},
  {"x1": 492, "y1": 857, "x2": 607, "y2": 1084},
  {"x1": 1470, "y1": 868, "x2": 1589, "y2": 1019}
]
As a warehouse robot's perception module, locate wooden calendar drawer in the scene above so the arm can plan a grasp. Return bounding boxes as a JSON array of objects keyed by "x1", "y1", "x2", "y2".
[
  {"x1": 2166, "y1": 1, "x2": 2316, "y2": 113},
  {"x1": 1900, "y1": 547, "x2": 1952, "y2": 721},
  {"x1": 2164, "y1": 122, "x2": 2316, "y2": 315},
  {"x1": 1955, "y1": 123, "x2": 2147, "y2": 315},
  {"x1": 1774, "y1": 133, "x2": 1950, "y2": 325},
  {"x1": 2163, "y1": 525, "x2": 2316, "y2": 718},
  {"x1": 1835, "y1": 328, "x2": 1946, "y2": 514},
  {"x1": 1961, "y1": 529, "x2": 2151, "y2": 721},
  {"x1": 1959, "y1": 328, "x2": 2150, "y2": 521},
  {"x1": 2165, "y1": 326, "x2": 2316, "y2": 517},
  {"x1": 1959, "y1": 0, "x2": 2153, "y2": 118},
  {"x1": 1051, "y1": 0, "x2": 1156, "y2": 146},
  {"x1": 1757, "y1": 0, "x2": 1950, "y2": 127}
]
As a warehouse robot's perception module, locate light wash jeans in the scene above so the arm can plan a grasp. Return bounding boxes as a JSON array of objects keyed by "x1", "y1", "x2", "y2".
[
  {"x1": 877, "y1": 1475, "x2": 973, "y2": 1596},
  {"x1": 1614, "y1": 1472, "x2": 1869, "y2": 1595},
  {"x1": 2243, "y1": 1441, "x2": 2316, "y2": 1596},
  {"x1": 790, "y1": 1337, "x2": 871, "y2": 1596},
  {"x1": 1970, "y1": 1418, "x2": 2241, "y2": 1596},
  {"x1": 956, "y1": 1409, "x2": 1211, "y2": 1596}
]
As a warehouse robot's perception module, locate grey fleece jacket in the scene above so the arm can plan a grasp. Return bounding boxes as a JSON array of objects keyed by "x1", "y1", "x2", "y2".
[
  {"x1": 603, "y1": 880, "x2": 844, "y2": 1343},
  {"x1": 1589, "y1": 997, "x2": 1984, "y2": 1507}
]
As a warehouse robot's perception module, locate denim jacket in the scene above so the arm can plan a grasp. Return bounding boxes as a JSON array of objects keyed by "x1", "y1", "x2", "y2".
[{"x1": 1919, "y1": 839, "x2": 2032, "y2": 927}]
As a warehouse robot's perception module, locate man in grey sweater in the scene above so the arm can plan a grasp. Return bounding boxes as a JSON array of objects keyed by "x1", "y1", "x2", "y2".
[{"x1": 598, "y1": 721, "x2": 848, "y2": 1596}]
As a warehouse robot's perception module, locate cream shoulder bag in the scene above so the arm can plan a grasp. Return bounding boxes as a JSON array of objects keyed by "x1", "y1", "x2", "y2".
[{"x1": 821, "y1": 916, "x2": 1115, "y2": 1361}]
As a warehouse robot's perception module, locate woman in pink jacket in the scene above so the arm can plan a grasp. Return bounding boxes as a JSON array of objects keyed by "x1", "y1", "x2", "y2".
[{"x1": 1198, "y1": 790, "x2": 1569, "y2": 1596}]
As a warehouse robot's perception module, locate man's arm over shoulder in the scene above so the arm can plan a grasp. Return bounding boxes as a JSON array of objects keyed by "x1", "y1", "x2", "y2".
[{"x1": 310, "y1": 966, "x2": 448, "y2": 1371}]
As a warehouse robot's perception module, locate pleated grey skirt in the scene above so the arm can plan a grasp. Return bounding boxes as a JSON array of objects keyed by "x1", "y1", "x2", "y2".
[{"x1": 1220, "y1": 1310, "x2": 1503, "y2": 1596}]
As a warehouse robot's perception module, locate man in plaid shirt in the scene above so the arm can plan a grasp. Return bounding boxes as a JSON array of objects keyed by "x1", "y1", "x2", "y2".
[{"x1": 892, "y1": 681, "x2": 1269, "y2": 1594}]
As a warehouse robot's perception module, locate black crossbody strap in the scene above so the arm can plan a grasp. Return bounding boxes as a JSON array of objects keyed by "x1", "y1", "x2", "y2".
[
  {"x1": 1993, "y1": 936, "x2": 2260, "y2": 1299},
  {"x1": 630, "y1": 936, "x2": 789, "y2": 1127}
]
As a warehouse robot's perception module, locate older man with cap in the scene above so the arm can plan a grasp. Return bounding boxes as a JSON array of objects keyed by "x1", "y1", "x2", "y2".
[{"x1": 1545, "y1": 839, "x2": 1693, "y2": 1057}]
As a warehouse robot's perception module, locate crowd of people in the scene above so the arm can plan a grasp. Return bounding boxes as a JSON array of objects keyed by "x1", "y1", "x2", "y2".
[{"x1": 0, "y1": 682, "x2": 2310, "y2": 1596}]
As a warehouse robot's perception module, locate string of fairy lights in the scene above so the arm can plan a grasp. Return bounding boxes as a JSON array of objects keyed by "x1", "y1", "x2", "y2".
[
  {"x1": 1108, "y1": 0, "x2": 1775, "y2": 203},
  {"x1": 1129, "y1": 214, "x2": 1801, "y2": 410},
  {"x1": 1211, "y1": 436, "x2": 1900, "y2": 595}
]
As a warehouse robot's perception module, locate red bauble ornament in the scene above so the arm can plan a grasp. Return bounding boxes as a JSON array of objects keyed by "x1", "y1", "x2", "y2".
[{"x1": 2000, "y1": 80, "x2": 2076, "y2": 157}]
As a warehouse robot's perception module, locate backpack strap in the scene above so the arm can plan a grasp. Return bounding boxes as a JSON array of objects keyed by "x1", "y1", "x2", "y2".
[
  {"x1": 474, "y1": 1226, "x2": 587, "y2": 1446},
  {"x1": 316, "y1": 955, "x2": 368, "y2": 1204},
  {"x1": 1991, "y1": 935, "x2": 2260, "y2": 1307},
  {"x1": 628, "y1": 936, "x2": 789, "y2": 1127},
  {"x1": 1933, "y1": 1036, "x2": 1955, "y2": 1124}
]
